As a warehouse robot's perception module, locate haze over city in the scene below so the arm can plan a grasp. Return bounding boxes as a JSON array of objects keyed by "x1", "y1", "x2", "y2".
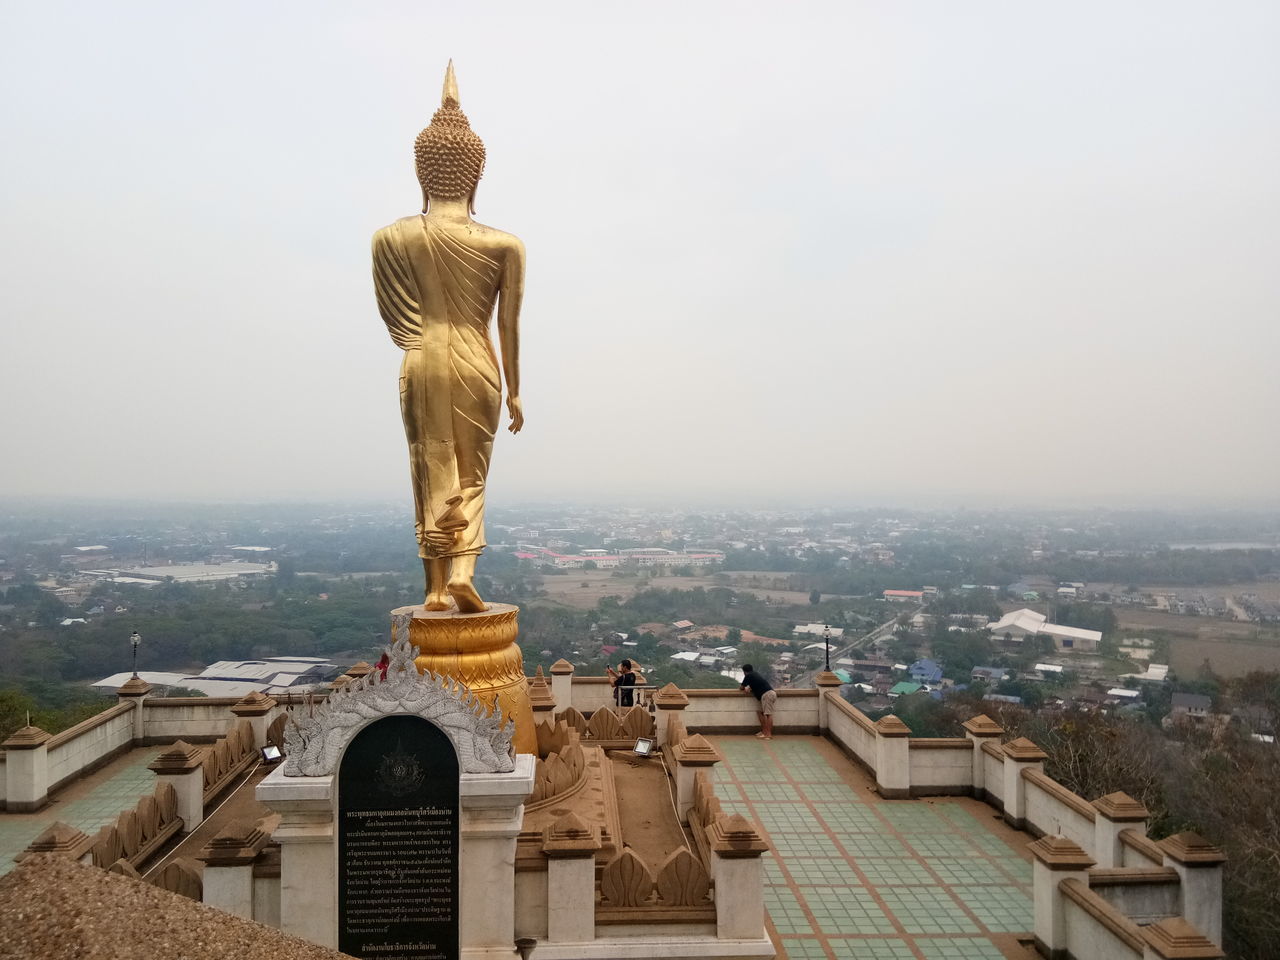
[{"x1": 2, "y1": 1, "x2": 1277, "y2": 507}]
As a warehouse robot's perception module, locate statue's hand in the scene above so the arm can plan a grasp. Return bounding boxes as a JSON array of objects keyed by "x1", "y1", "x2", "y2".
[{"x1": 507, "y1": 395, "x2": 524, "y2": 434}]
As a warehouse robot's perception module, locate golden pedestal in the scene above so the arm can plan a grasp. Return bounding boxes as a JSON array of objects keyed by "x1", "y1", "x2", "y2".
[{"x1": 391, "y1": 603, "x2": 536, "y2": 756}]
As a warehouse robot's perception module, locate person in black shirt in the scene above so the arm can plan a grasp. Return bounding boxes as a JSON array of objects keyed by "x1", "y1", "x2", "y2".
[
  {"x1": 740, "y1": 664, "x2": 776, "y2": 739},
  {"x1": 607, "y1": 659, "x2": 637, "y2": 708}
]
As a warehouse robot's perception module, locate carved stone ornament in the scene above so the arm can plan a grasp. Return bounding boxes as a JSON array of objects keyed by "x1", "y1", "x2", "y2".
[{"x1": 283, "y1": 630, "x2": 514, "y2": 775}]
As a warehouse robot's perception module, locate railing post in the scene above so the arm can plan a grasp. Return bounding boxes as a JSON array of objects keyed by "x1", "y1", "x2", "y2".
[
  {"x1": 1001, "y1": 737, "x2": 1047, "y2": 829},
  {"x1": 1160, "y1": 833, "x2": 1226, "y2": 948},
  {"x1": 549, "y1": 658, "x2": 574, "y2": 711},
  {"x1": 231, "y1": 691, "x2": 278, "y2": 750},
  {"x1": 654, "y1": 682, "x2": 689, "y2": 748},
  {"x1": 17, "y1": 822, "x2": 94, "y2": 864},
  {"x1": 814, "y1": 672, "x2": 842, "y2": 734},
  {"x1": 1028, "y1": 835, "x2": 1094, "y2": 959},
  {"x1": 672, "y1": 734, "x2": 723, "y2": 822},
  {"x1": 116, "y1": 676, "x2": 152, "y2": 742},
  {"x1": 2, "y1": 724, "x2": 51, "y2": 812},
  {"x1": 710, "y1": 814, "x2": 769, "y2": 941},
  {"x1": 1092, "y1": 792, "x2": 1149, "y2": 868},
  {"x1": 1141, "y1": 917, "x2": 1225, "y2": 960},
  {"x1": 873, "y1": 715, "x2": 911, "y2": 798},
  {"x1": 458, "y1": 755, "x2": 536, "y2": 950},
  {"x1": 148, "y1": 741, "x2": 205, "y2": 832},
  {"x1": 542, "y1": 812, "x2": 601, "y2": 943},
  {"x1": 528, "y1": 666, "x2": 557, "y2": 723},
  {"x1": 257, "y1": 770, "x2": 337, "y2": 947},
  {"x1": 961, "y1": 714, "x2": 1003, "y2": 800},
  {"x1": 198, "y1": 817, "x2": 273, "y2": 920}
]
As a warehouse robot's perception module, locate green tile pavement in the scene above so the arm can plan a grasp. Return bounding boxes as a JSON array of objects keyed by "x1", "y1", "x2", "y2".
[
  {"x1": 951, "y1": 886, "x2": 1033, "y2": 933},
  {"x1": 711, "y1": 736, "x2": 1035, "y2": 960},
  {"x1": 803, "y1": 887, "x2": 897, "y2": 935},
  {"x1": 876, "y1": 887, "x2": 979, "y2": 935},
  {"x1": 779, "y1": 937, "x2": 831, "y2": 959},
  {"x1": 917, "y1": 938, "x2": 1012, "y2": 959},
  {"x1": 828, "y1": 938, "x2": 918, "y2": 959},
  {"x1": 0, "y1": 747, "x2": 162, "y2": 875}
]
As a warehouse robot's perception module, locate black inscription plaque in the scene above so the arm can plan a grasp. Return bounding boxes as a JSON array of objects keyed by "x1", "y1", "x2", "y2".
[{"x1": 338, "y1": 715, "x2": 459, "y2": 960}]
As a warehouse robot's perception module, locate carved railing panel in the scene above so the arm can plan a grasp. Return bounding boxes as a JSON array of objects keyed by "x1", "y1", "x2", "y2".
[
  {"x1": 91, "y1": 826, "x2": 124, "y2": 869},
  {"x1": 619, "y1": 705, "x2": 654, "y2": 740},
  {"x1": 153, "y1": 858, "x2": 203, "y2": 900},
  {"x1": 656, "y1": 848, "x2": 711, "y2": 906},
  {"x1": 600, "y1": 849, "x2": 655, "y2": 907},
  {"x1": 586, "y1": 708, "x2": 624, "y2": 741},
  {"x1": 156, "y1": 781, "x2": 178, "y2": 824},
  {"x1": 557, "y1": 707, "x2": 587, "y2": 735},
  {"x1": 136, "y1": 794, "x2": 160, "y2": 843}
]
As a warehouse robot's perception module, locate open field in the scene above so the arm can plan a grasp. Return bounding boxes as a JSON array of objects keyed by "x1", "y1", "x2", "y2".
[
  {"x1": 1112, "y1": 603, "x2": 1280, "y2": 678},
  {"x1": 535, "y1": 570, "x2": 635, "y2": 609},
  {"x1": 1113, "y1": 607, "x2": 1264, "y2": 640},
  {"x1": 535, "y1": 569, "x2": 864, "y2": 611},
  {"x1": 1099, "y1": 581, "x2": 1280, "y2": 602},
  {"x1": 1169, "y1": 637, "x2": 1280, "y2": 677}
]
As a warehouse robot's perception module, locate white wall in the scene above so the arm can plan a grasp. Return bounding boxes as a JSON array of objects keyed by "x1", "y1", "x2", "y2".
[
  {"x1": 1092, "y1": 879, "x2": 1179, "y2": 923},
  {"x1": 907, "y1": 743, "x2": 973, "y2": 792},
  {"x1": 143, "y1": 699, "x2": 240, "y2": 741},
  {"x1": 1023, "y1": 774, "x2": 1095, "y2": 850},
  {"x1": 982, "y1": 746, "x2": 1005, "y2": 804},
  {"x1": 683, "y1": 691, "x2": 817, "y2": 732},
  {"x1": 1063, "y1": 892, "x2": 1142, "y2": 960},
  {"x1": 826, "y1": 699, "x2": 877, "y2": 771},
  {"x1": 45, "y1": 703, "x2": 135, "y2": 791},
  {"x1": 568, "y1": 679, "x2": 615, "y2": 715}
]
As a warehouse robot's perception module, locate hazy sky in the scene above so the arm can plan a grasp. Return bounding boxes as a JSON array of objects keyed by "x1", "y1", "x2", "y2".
[{"x1": 2, "y1": 2, "x2": 1277, "y2": 509}]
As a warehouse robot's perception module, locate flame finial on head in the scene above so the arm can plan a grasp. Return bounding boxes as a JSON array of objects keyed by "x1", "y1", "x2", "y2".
[{"x1": 442, "y1": 59, "x2": 460, "y2": 109}]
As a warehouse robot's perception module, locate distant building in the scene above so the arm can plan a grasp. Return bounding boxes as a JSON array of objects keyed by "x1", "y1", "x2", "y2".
[
  {"x1": 883, "y1": 589, "x2": 923, "y2": 602},
  {"x1": 1039, "y1": 623, "x2": 1101, "y2": 652},
  {"x1": 889, "y1": 681, "x2": 923, "y2": 698},
  {"x1": 793, "y1": 623, "x2": 844, "y2": 639},
  {"x1": 1170, "y1": 693, "x2": 1212, "y2": 719},
  {"x1": 92, "y1": 656, "x2": 338, "y2": 697},
  {"x1": 909, "y1": 659, "x2": 943, "y2": 684},
  {"x1": 971, "y1": 666, "x2": 1008, "y2": 683},
  {"x1": 987, "y1": 608, "x2": 1101, "y2": 652},
  {"x1": 1121, "y1": 664, "x2": 1170, "y2": 683},
  {"x1": 988, "y1": 609, "x2": 1047, "y2": 641},
  {"x1": 82, "y1": 561, "x2": 275, "y2": 585}
]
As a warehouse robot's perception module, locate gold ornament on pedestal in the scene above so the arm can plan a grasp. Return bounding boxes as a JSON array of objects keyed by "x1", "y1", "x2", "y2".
[{"x1": 372, "y1": 62, "x2": 534, "y2": 754}]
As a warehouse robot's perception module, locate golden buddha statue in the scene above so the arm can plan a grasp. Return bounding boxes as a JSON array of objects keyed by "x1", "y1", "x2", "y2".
[{"x1": 372, "y1": 62, "x2": 525, "y2": 614}]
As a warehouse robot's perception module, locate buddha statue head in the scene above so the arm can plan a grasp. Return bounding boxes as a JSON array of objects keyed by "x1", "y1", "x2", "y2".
[{"x1": 415, "y1": 61, "x2": 486, "y2": 213}]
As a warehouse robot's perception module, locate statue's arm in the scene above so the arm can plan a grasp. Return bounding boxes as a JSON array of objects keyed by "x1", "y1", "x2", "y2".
[
  {"x1": 497, "y1": 237, "x2": 525, "y2": 433},
  {"x1": 372, "y1": 226, "x2": 422, "y2": 350}
]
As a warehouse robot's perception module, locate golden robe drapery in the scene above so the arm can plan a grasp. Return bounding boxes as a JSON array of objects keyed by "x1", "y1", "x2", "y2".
[{"x1": 372, "y1": 216, "x2": 503, "y2": 559}]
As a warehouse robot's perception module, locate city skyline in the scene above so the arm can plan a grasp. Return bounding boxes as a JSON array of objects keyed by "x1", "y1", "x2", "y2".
[{"x1": 2, "y1": 2, "x2": 1277, "y2": 507}]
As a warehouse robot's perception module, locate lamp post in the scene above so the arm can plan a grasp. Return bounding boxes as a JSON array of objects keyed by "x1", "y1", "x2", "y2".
[
  {"x1": 823, "y1": 625, "x2": 832, "y2": 673},
  {"x1": 130, "y1": 631, "x2": 141, "y2": 678}
]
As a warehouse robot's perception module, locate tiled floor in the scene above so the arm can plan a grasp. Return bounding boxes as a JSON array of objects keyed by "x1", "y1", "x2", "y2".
[
  {"x1": 710, "y1": 736, "x2": 1037, "y2": 960},
  {"x1": 0, "y1": 746, "x2": 162, "y2": 875}
]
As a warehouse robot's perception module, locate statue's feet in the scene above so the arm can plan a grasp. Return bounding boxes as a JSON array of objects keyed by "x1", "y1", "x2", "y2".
[
  {"x1": 447, "y1": 578, "x2": 486, "y2": 614},
  {"x1": 424, "y1": 591, "x2": 452, "y2": 612}
]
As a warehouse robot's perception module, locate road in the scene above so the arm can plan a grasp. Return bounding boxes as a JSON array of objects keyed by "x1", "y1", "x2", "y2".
[{"x1": 789, "y1": 605, "x2": 922, "y2": 688}]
